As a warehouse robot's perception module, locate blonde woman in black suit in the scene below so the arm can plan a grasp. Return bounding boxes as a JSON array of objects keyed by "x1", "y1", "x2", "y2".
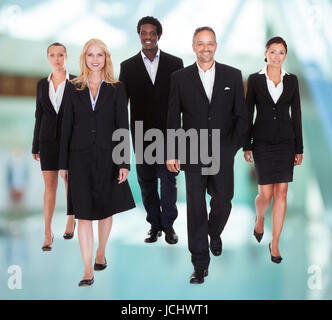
[
  {"x1": 59, "y1": 39, "x2": 135, "y2": 287},
  {"x1": 32, "y1": 43, "x2": 76, "y2": 252},
  {"x1": 243, "y1": 37, "x2": 303, "y2": 263}
]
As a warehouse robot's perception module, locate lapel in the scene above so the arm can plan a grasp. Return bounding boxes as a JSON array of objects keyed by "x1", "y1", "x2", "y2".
[
  {"x1": 258, "y1": 73, "x2": 276, "y2": 105},
  {"x1": 42, "y1": 78, "x2": 57, "y2": 115},
  {"x1": 58, "y1": 79, "x2": 70, "y2": 114},
  {"x1": 190, "y1": 63, "x2": 210, "y2": 104},
  {"x1": 153, "y1": 50, "x2": 166, "y2": 87},
  {"x1": 210, "y1": 62, "x2": 226, "y2": 104},
  {"x1": 134, "y1": 52, "x2": 154, "y2": 87},
  {"x1": 277, "y1": 74, "x2": 290, "y2": 104},
  {"x1": 94, "y1": 82, "x2": 112, "y2": 113}
]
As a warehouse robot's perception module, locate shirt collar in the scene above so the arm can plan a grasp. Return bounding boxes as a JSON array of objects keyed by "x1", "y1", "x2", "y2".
[
  {"x1": 196, "y1": 61, "x2": 216, "y2": 74},
  {"x1": 47, "y1": 71, "x2": 69, "y2": 82},
  {"x1": 259, "y1": 65, "x2": 289, "y2": 77},
  {"x1": 141, "y1": 48, "x2": 160, "y2": 61},
  {"x1": 86, "y1": 78, "x2": 110, "y2": 86}
]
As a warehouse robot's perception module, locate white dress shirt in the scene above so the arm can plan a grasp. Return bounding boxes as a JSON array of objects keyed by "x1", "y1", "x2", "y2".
[
  {"x1": 196, "y1": 61, "x2": 216, "y2": 103},
  {"x1": 259, "y1": 66, "x2": 289, "y2": 104},
  {"x1": 141, "y1": 49, "x2": 160, "y2": 85},
  {"x1": 47, "y1": 71, "x2": 69, "y2": 114}
]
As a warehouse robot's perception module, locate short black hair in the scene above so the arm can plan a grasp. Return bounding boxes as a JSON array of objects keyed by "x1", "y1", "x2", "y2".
[
  {"x1": 47, "y1": 42, "x2": 67, "y2": 54},
  {"x1": 137, "y1": 16, "x2": 162, "y2": 37},
  {"x1": 192, "y1": 26, "x2": 216, "y2": 43}
]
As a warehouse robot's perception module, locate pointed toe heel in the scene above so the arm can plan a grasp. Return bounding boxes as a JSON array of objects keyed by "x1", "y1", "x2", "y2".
[{"x1": 269, "y1": 242, "x2": 283, "y2": 264}]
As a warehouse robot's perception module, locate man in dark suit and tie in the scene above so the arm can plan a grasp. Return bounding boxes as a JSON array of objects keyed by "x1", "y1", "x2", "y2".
[
  {"x1": 167, "y1": 27, "x2": 248, "y2": 284},
  {"x1": 119, "y1": 16, "x2": 184, "y2": 244}
]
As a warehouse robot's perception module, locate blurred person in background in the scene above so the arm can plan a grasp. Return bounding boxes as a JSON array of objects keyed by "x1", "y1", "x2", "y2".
[
  {"x1": 32, "y1": 42, "x2": 76, "y2": 252},
  {"x1": 59, "y1": 39, "x2": 135, "y2": 287},
  {"x1": 243, "y1": 36, "x2": 303, "y2": 264},
  {"x1": 119, "y1": 16, "x2": 183, "y2": 245},
  {"x1": 7, "y1": 147, "x2": 28, "y2": 211}
]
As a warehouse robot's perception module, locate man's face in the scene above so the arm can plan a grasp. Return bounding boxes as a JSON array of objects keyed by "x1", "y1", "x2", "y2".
[
  {"x1": 192, "y1": 30, "x2": 217, "y2": 64},
  {"x1": 139, "y1": 23, "x2": 159, "y2": 51}
]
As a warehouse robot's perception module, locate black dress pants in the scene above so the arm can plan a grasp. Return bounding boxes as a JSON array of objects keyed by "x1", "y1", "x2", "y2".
[
  {"x1": 184, "y1": 158, "x2": 234, "y2": 271},
  {"x1": 136, "y1": 163, "x2": 178, "y2": 230}
]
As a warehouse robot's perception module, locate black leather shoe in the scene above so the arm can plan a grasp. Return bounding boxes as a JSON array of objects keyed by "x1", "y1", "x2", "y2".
[
  {"x1": 163, "y1": 227, "x2": 178, "y2": 245},
  {"x1": 190, "y1": 269, "x2": 208, "y2": 284},
  {"x1": 144, "y1": 228, "x2": 162, "y2": 243},
  {"x1": 63, "y1": 221, "x2": 76, "y2": 240},
  {"x1": 253, "y1": 217, "x2": 264, "y2": 243},
  {"x1": 78, "y1": 276, "x2": 94, "y2": 287},
  {"x1": 42, "y1": 234, "x2": 54, "y2": 251},
  {"x1": 210, "y1": 237, "x2": 222, "y2": 256},
  {"x1": 94, "y1": 257, "x2": 107, "y2": 271},
  {"x1": 269, "y1": 242, "x2": 283, "y2": 264}
]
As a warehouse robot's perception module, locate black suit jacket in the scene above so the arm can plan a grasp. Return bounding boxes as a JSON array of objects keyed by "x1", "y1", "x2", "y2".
[
  {"x1": 243, "y1": 72, "x2": 303, "y2": 154},
  {"x1": 59, "y1": 81, "x2": 130, "y2": 170},
  {"x1": 119, "y1": 50, "x2": 183, "y2": 139},
  {"x1": 32, "y1": 75, "x2": 75, "y2": 154},
  {"x1": 167, "y1": 62, "x2": 248, "y2": 172}
]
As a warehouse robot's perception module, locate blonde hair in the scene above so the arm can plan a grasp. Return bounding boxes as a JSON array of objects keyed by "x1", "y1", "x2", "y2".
[{"x1": 71, "y1": 38, "x2": 118, "y2": 90}]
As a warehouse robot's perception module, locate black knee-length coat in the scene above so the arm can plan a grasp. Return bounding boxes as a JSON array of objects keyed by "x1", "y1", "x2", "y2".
[{"x1": 59, "y1": 81, "x2": 135, "y2": 220}]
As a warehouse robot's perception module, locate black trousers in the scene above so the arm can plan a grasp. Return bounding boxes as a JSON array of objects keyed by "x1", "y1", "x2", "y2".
[
  {"x1": 136, "y1": 163, "x2": 178, "y2": 230},
  {"x1": 184, "y1": 158, "x2": 234, "y2": 271}
]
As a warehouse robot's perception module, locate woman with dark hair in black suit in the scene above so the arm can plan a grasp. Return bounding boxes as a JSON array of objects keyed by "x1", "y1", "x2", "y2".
[
  {"x1": 32, "y1": 43, "x2": 76, "y2": 251},
  {"x1": 59, "y1": 38, "x2": 135, "y2": 287},
  {"x1": 243, "y1": 37, "x2": 303, "y2": 263}
]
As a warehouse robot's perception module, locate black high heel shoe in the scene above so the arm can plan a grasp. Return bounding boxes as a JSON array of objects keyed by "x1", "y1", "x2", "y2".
[
  {"x1": 42, "y1": 234, "x2": 54, "y2": 251},
  {"x1": 78, "y1": 276, "x2": 94, "y2": 287},
  {"x1": 63, "y1": 221, "x2": 76, "y2": 240},
  {"x1": 253, "y1": 217, "x2": 264, "y2": 243},
  {"x1": 94, "y1": 257, "x2": 107, "y2": 271},
  {"x1": 269, "y1": 242, "x2": 283, "y2": 264}
]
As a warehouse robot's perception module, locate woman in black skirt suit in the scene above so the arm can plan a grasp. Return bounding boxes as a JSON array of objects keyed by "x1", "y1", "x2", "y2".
[
  {"x1": 59, "y1": 38, "x2": 135, "y2": 286},
  {"x1": 243, "y1": 37, "x2": 303, "y2": 263},
  {"x1": 32, "y1": 42, "x2": 76, "y2": 251}
]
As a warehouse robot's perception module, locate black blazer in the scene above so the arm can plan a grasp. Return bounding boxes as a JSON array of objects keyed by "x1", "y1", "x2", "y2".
[
  {"x1": 59, "y1": 81, "x2": 130, "y2": 170},
  {"x1": 243, "y1": 72, "x2": 303, "y2": 154},
  {"x1": 32, "y1": 75, "x2": 75, "y2": 154},
  {"x1": 119, "y1": 50, "x2": 183, "y2": 138},
  {"x1": 167, "y1": 62, "x2": 248, "y2": 172}
]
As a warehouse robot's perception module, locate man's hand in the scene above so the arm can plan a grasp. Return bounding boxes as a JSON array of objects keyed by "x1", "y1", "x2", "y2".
[
  {"x1": 166, "y1": 159, "x2": 180, "y2": 173},
  {"x1": 32, "y1": 153, "x2": 40, "y2": 161}
]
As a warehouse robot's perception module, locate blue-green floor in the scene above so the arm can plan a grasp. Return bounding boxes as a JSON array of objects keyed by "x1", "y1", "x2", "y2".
[{"x1": 0, "y1": 203, "x2": 331, "y2": 300}]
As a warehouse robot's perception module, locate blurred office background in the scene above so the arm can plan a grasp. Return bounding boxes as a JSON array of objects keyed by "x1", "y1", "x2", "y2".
[{"x1": 0, "y1": 0, "x2": 332, "y2": 299}]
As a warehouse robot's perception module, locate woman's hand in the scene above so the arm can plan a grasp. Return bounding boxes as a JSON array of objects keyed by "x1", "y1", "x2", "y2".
[
  {"x1": 118, "y1": 168, "x2": 129, "y2": 184},
  {"x1": 244, "y1": 151, "x2": 253, "y2": 163},
  {"x1": 60, "y1": 169, "x2": 68, "y2": 182},
  {"x1": 294, "y1": 154, "x2": 303, "y2": 166},
  {"x1": 32, "y1": 153, "x2": 40, "y2": 161}
]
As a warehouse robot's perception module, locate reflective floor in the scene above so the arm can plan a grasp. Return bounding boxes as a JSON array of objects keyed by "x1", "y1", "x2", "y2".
[{"x1": 0, "y1": 202, "x2": 331, "y2": 300}]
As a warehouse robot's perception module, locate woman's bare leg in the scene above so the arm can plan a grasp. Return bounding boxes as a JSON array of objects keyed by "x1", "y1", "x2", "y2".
[
  {"x1": 95, "y1": 216, "x2": 113, "y2": 264},
  {"x1": 42, "y1": 170, "x2": 58, "y2": 245},
  {"x1": 78, "y1": 219, "x2": 94, "y2": 280},
  {"x1": 254, "y1": 184, "x2": 274, "y2": 233},
  {"x1": 271, "y1": 183, "x2": 288, "y2": 256}
]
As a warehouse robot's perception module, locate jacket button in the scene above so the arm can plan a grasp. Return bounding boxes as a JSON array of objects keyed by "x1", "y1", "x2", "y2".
[
  {"x1": 273, "y1": 117, "x2": 277, "y2": 120},
  {"x1": 92, "y1": 129, "x2": 96, "y2": 133}
]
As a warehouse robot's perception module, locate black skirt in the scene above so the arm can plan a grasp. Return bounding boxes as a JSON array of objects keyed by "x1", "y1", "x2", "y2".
[
  {"x1": 39, "y1": 140, "x2": 60, "y2": 171},
  {"x1": 67, "y1": 145, "x2": 135, "y2": 220},
  {"x1": 252, "y1": 139, "x2": 295, "y2": 185}
]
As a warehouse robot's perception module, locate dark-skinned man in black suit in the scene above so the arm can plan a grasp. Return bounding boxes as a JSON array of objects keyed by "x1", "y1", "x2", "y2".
[
  {"x1": 167, "y1": 27, "x2": 248, "y2": 284},
  {"x1": 119, "y1": 16, "x2": 183, "y2": 245}
]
